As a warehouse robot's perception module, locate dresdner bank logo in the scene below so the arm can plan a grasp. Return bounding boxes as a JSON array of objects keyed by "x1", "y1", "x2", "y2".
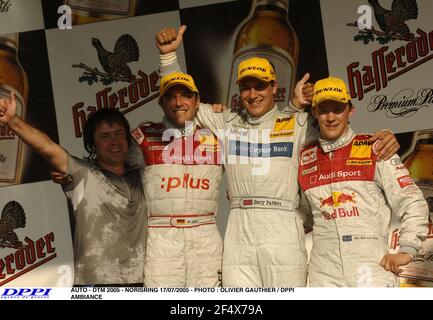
[{"x1": 1, "y1": 288, "x2": 51, "y2": 299}]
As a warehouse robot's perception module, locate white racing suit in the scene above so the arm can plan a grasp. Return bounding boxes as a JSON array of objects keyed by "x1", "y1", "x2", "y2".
[
  {"x1": 298, "y1": 127, "x2": 429, "y2": 287},
  {"x1": 132, "y1": 119, "x2": 223, "y2": 287},
  {"x1": 196, "y1": 105, "x2": 316, "y2": 287},
  {"x1": 159, "y1": 54, "x2": 316, "y2": 287}
]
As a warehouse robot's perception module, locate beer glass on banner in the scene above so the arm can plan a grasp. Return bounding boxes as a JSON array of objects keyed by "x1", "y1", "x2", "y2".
[
  {"x1": 227, "y1": 0, "x2": 299, "y2": 110},
  {"x1": 0, "y1": 34, "x2": 29, "y2": 187},
  {"x1": 65, "y1": 0, "x2": 137, "y2": 25},
  {"x1": 392, "y1": 130, "x2": 433, "y2": 287}
]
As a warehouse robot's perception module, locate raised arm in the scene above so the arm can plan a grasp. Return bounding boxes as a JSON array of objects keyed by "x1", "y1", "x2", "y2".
[
  {"x1": 155, "y1": 25, "x2": 227, "y2": 132},
  {"x1": 156, "y1": 25, "x2": 186, "y2": 76},
  {"x1": 155, "y1": 25, "x2": 186, "y2": 55},
  {"x1": 0, "y1": 92, "x2": 68, "y2": 173},
  {"x1": 290, "y1": 73, "x2": 314, "y2": 111}
]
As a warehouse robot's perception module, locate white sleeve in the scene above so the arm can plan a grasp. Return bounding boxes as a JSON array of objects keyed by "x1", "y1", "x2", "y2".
[
  {"x1": 159, "y1": 52, "x2": 181, "y2": 76},
  {"x1": 299, "y1": 187, "x2": 313, "y2": 232},
  {"x1": 376, "y1": 155, "x2": 429, "y2": 256},
  {"x1": 195, "y1": 103, "x2": 228, "y2": 134},
  {"x1": 297, "y1": 112, "x2": 319, "y2": 150},
  {"x1": 286, "y1": 100, "x2": 303, "y2": 113}
]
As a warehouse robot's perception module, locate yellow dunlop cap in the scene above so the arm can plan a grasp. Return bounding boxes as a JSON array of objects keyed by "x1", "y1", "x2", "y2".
[
  {"x1": 312, "y1": 76, "x2": 351, "y2": 107},
  {"x1": 159, "y1": 72, "x2": 199, "y2": 97},
  {"x1": 237, "y1": 57, "x2": 276, "y2": 83}
]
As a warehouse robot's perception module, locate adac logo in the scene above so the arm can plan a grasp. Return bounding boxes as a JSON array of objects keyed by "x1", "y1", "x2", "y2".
[
  {"x1": 271, "y1": 116, "x2": 295, "y2": 138},
  {"x1": 320, "y1": 191, "x2": 356, "y2": 208},
  {"x1": 352, "y1": 139, "x2": 372, "y2": 147},
  {"x1": 0, "y1": 201, "x2": 57, "y2": 287},
  {"x1": 71, "y1": 34, "x2": 160, "y2": 138},
  {"x1": 198, "y1": 131, "x2": 220, "y2": 152},
  {"x1": 350, "y1": 139, "x2": 372, "y2": 159},
  {"x1": 198, "y1": 131, "x2": 216, "y2": 144}
]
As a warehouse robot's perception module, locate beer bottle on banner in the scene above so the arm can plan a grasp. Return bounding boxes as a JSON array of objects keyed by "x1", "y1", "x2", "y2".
[
  {"x1": 0, "y1": 34, "x2": 29, "y2": 187},
  {"x1": 65, "y1": 0, "x2": 137, "y2": 25},
  {"x1": 398, "y1": 130, "x2": 433, "y2": 287},
  {"x1": 227, "y1": 0, "x2": 299, "y2": 110}
]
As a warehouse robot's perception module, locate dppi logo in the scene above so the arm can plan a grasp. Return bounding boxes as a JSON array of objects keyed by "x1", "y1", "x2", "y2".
[{"x1": 1, "y1": 288, "x2": 51, "y2": 299}]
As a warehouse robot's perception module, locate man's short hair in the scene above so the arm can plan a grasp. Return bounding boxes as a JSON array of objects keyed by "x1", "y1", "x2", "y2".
[{"x1": 83, "y1": 108, "x2": 132, "y2": 159}]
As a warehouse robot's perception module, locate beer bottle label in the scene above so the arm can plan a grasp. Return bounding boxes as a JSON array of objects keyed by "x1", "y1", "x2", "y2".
[
  {"x1": 0, "y1": 85, "x2": 24, "y2": 185},
  {"x1": 66, "y1": 0, "x2": 132, "y2": 15},
  {"x1": 227, "y1": 45, "x2": 295, "y2": 111}
]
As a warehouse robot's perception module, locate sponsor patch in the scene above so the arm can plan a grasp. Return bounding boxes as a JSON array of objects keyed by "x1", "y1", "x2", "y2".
[
  {"x1": 322, "y1": 206, "x2": 360, "y2": 220},
  {"x1": 320, "y1": 191, "x2": 356, "y2": 208},
  {"x1": 397, "y1": 175, "x2": 414, "y2": 188},
  {"x1": 198, "y1": 145, "x2": 220, "y2": 152},
  {"x1": 350, "y1": 139, "x2": 372, "y2": 158},
  {"x1": 230, "y1": 127, "x2": 249, "y2": 137},
  {"x1": 342, "y1": 235, "x2": 352, "y2": 242},
  {"x1": 323, "y1": 140, "x2": 343, "y2": 152},
  {"x1": 302, "y1": 165, "x2": 317, "y2": 176},
  {"x1": 147, "y1": 137, "x2": 162, "y2": 142},
  {"x1": 131, "y1": 128, "x2": 144, "y2": 144},
  {"x1": 390, "y1": 158, "x2": 403, "y2": 166},
  {"x1": 144, "y1": 127, "x2": 165, "y2": 134},
  {"x1": 198, "y1": 132, "x2": 217, "y2": 145},
  {"x1": 228, "y1": 141, "x2": 293, "y2": 158},
  {"x1": 148, "y1": 145, "x2": 165, "y2": 151},
  {"x1": 270, "y1": 131, "x2": 294, "y2": 138},
  {"x1": 301, "y1": 147, "x2": 317, "y2": 165},
  {"x1": 273, "y1": 115, "x2": 295, "y2": 132},
  {"x1": 346, "y1": 159, "x2": 372, "y2": 166},
  {"x1": 319, "y1": 171, "x2": 362, "y2": 181},
  {"x1": 243, "y1": 199, "x2": 253, "y2": 206}
]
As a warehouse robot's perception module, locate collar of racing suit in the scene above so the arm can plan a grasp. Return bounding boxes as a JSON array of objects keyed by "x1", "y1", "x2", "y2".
[
  {"x1": 319, "y1": 126, "x2": 356, "y2": 153},
  {"x1": 244, "y1": 104, "x2": 278, "y2": 125},
  {"x1": 162, "y1": 116, "x2": 197, "y2": 138}
]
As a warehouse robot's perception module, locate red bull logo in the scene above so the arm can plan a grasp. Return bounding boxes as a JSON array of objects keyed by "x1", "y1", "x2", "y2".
[
  {"x1": 301, "y1": 148, "x2": 317, "y2": 165},
  {"x1": 322, "y1": 207, "x2": 360, "y2": 221},
  {"x1": 320, "y1": 196, "x2": 334, "y2": 208},
  {"x1": 320, "y1": 191, "x2": 359, "y2": 221},
  {"x1": 320, "y1": 191, "x2": 356, "y2": 208}
]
